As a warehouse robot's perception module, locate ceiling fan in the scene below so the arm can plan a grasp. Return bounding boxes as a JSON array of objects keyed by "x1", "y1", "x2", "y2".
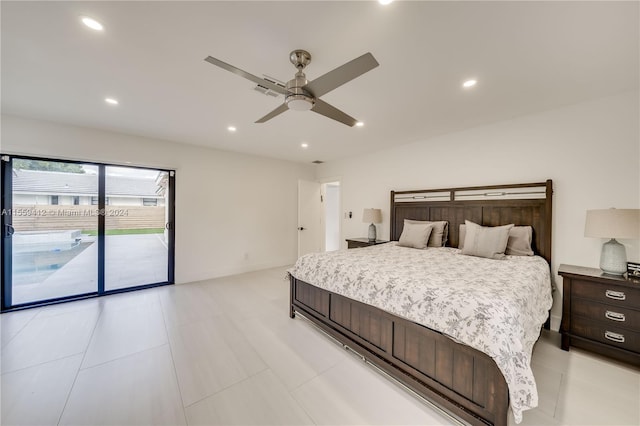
[{"x1": 204, "y1": 50, "x2": 379, "y2": 127}]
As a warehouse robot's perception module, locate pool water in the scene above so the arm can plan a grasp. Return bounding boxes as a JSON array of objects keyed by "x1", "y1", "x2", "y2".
[{"x1": 12, "y1": 240, "x2": 94, "y2": 285}]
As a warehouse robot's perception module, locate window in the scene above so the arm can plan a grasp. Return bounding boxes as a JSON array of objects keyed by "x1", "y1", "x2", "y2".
[
  {"x1": 142, "y1": 198, "x2": 157, "y2": 206},
  {"x1": 73, "y1": 196, "x2": 80, "y2": 205},
  {"x1": 92, "y1": 196, "x2": 110, "y2": 205},
  {"x1": 51, "y1": 195, "x2": 59, "y2": 205}
]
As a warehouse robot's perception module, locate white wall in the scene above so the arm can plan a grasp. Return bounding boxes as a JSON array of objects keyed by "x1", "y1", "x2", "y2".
[
  {"x1": 316, "y1": 91, "x2": 640, "y2": 328},
  {"x1": 1, "y1": 114, "x2": 315, "y2": 283}
]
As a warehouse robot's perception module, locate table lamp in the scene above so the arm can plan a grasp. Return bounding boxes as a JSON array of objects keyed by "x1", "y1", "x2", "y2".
[
  {"x1": 585, "y1": 208, "x2": 640, "y2": 275},
  {"x1": 362, "y1": 208, "x2": 382, "y2": 242}
]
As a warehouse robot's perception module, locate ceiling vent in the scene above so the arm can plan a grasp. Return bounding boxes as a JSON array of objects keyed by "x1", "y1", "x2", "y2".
[
  {"x1": 312, "y1": 160, "x2": 324, "y2": 164},
  {"x1": 253, "y1": 75, "x2": 285, "y2": 97}
]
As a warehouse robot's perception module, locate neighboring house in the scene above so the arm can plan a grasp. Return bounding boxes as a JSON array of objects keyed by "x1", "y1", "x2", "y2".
[{"x1": 12, "y1": 169, "x2": 166, "y2": 207}]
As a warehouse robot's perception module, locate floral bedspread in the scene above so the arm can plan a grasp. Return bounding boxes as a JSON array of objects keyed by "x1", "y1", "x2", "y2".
[{"x1": 288, "y1": 242, "x2": 553, "y2": 423}]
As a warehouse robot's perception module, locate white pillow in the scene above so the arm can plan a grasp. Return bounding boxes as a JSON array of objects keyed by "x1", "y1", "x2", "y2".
[
  {"x1": 398, "y1": 221, "x2": 434, "y2": 249},
  {"x1": 461, "y1": 220, "x2": 514, "y2": 259},
  {"x1": 404, "y1": 219, "x2": 448, "y2": 247},
  {"x1": 459, "y1": 224, "x2": 534, "y2": 256},
  {"x1": 506, "y1": 225, "x2": 534, "y2": 256}
]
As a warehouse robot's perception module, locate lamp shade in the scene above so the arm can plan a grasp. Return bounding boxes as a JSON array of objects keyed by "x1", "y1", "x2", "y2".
[
  {"x1": 362, "y1": 208, "x2": 382, "y2": 224},
  {"x1": 584, "y1": 209, "x2": 640, "y2": 239}
]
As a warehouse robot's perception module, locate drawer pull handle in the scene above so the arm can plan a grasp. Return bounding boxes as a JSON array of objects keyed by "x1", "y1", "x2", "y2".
[
  {"x1": 605, "y1": 290, "x2": 626, "y2": 301},
  {"x1": 605, "y1": 311, "x2": 626, "y2": 322},
  {"x1": 604, "y1": 331, "x2": 625, "y2": 343}
]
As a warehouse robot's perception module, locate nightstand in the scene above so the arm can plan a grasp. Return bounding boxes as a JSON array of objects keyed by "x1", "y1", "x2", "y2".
[
  {"x1": 345, "y1": 238, "x2": 388, "y2": 249},
  {"x1": 559, "y1": 264, "x2": 640, "y2": 367}
]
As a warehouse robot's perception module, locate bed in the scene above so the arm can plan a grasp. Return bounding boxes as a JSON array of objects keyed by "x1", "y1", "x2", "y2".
[{"x1": 288, "y1": 180, "x2": 553, "y2": 426}]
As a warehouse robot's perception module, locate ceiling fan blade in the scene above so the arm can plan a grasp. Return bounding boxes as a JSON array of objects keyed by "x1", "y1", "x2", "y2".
[
  {"x1": 311, "y1": 99, "x2": 357, "y2": 127},
  {"x1": 304, "y1": 52, "x2": 379, "y2": 98},
  {"x1": 255, "y1": 103, "x2": 289, "y2": 123},
  {"x1": 204, "y1": 56, "x2": 287, "y2": 95}
]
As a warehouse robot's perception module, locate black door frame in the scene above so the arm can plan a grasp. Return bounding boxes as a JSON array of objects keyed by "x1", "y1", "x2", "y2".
[{"x1": 1, "y1": 154, "x2": 176, "y2": 312}]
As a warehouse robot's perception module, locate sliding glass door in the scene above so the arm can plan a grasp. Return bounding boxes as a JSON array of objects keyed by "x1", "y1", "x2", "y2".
[
  {"x1": 105, "y1": 166, "x2": 170, "y2": 290},
  {"x1": 3, "y1": 159, "x2": 99, "y2": 305},
  {"x1": 1, "y1": 155, "x2": 175, "y2": 311}
]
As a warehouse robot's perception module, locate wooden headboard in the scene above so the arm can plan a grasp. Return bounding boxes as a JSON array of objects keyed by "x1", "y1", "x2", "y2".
[{"x1": 390, "y1": 180, "x2": 553, "y2": 264}]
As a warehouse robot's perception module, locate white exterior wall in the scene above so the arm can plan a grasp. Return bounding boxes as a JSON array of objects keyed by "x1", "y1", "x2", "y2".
[{"x1": 107, "y1": 197, "x2": 143, "y2": 207}]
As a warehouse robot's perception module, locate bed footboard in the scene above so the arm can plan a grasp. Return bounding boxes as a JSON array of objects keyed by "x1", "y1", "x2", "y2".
[{"x1": 290, "y1": 276, "x2": 509, "y2": 426}]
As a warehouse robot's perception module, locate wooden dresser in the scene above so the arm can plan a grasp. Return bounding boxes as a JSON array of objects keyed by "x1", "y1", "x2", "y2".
[{"x1": 559, "y1": 264, "x2": 640, "y2": 367}]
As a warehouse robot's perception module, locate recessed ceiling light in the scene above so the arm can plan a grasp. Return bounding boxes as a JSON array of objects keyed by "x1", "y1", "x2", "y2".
[
  {"x1": 81, "y1": 16, "x2": 104, "y2": 31},
  {"x1": 463, "y1": 79, "x2": 477, "y2": 88},
  {"x1": 227, "y1": 126, "x2": 237, "y2": 132},
  {"x1": 301, "y1": 143, "x2": 309, "y2": 149},
  {"x1": 379, "y1": 0, "x2": 394, "y2": 5},
  {"x1": 105, "y1": 98, "x2": 118, "y2": 105},
  {"x1": 355, "y1": 122, "x2": 364, "y2": 127}
]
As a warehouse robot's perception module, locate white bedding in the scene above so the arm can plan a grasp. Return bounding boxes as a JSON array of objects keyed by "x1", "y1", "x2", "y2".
[{"x1": 288, "y1": 242, "x2": 553, "y2": 423}]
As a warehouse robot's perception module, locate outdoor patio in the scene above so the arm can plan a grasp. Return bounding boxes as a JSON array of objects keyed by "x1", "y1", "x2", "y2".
[{"x1": 12, "y1": 233, "x2": 168, "y2": 305}]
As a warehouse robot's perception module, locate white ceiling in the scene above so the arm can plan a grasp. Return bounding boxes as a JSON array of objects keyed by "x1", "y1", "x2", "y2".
[{"x1": 2, "y1": 1, "x2": 638, "y2": 164}]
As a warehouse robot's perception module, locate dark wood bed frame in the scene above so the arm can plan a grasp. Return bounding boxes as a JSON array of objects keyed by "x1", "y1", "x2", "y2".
[{"x1": 289, "y1": 180, "x2": 553, "y2": 426}]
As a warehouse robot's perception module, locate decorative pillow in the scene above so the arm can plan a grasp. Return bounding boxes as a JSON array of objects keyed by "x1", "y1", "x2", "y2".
[
  {"x1": 398, "y1": 221, "x2": 434, "y2": 249},
  {"x1": 459, "y1": 224, "x2": 534, "y2": 256},
  {"x1": 506, "y1": 225, "x2": 534, "y2": 256},
  {"x1": 461, "y1": 220, "x2": 514, "y2": 260},
  {"x1": 404, "y1": 219, "x2": 448, "y2": 247}
]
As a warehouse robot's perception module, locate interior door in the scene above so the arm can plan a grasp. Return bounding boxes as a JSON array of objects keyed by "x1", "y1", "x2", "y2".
[{"x1": 297, "y1": 180, "x2": 322, "y2": 257}]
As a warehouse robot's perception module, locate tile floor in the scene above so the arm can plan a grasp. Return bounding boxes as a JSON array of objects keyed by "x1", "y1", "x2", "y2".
[{"x1": 1, "y1": 266, "x2": 639, "y2": 426}]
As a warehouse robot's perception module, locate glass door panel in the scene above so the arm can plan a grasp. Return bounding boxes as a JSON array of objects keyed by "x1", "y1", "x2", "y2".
[
  {"x1": 104, "y1": 166, "x2": 169, "y2": 290},
  {"x1": 10, "y1": 159, "x2": 98, "y2": 304}
]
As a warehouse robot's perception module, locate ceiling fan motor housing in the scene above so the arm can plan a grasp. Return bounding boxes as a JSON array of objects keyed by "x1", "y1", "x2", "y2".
[{"x1": 285, "y1": 70, "x2": 314, "y2": 111}]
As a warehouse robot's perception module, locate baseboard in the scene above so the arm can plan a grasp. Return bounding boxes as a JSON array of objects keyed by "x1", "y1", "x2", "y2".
[
  {"x1": 550, "y1": 315, "x2": 561, "y2": 332},
  {"x1": 175, "y1": 258, "x2": 294, "y2": 284}
]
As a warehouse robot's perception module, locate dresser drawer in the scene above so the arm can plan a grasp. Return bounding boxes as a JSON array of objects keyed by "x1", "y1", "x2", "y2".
[
  {"x1": 571, "y1": 317, "x2": 640, "y2": 353},
  {"x1": 572, "y1": 279, "x2": 640, "y2": 308},
  {"x1": 572, "y1": 298, "x2": 640, "y2": 331}
]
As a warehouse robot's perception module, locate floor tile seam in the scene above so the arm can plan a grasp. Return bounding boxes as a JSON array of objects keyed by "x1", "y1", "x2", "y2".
[
  {"x1": 288, "y1": 360, "x2": 340, "y2": 394},
  {"x1": 165, "y1": 313, "x2": 272, "y2": 409},
  {"x1": 0, "y1": 351, "x2": 83, "y2": 377},
  {"x1": 159, "y1": 302, "x2": 189, "y2": 426},
  {"x1": 287, "y1": 383, "x2": 320, "y2": 426},
  {"x1": 55, "y1": 305, "x2": 104, "y2": 426},
  {"x1": 162, "y1": 312, "x2": 230, "y2": 337},
  {"x1": 181, "y1": 368, "x2": 270, "y2": 410},
  {"x1": 178, "y1": 363, "x2": 271, "y2": 410},
  {"x1": 34, "y1": 301, "x2": 105, "y2": 320},
  {"x1": 218, "y1": 313, "x2": 281, "y2": 378},
  {"x1": 552, "y1": 372, "x2": 565, "y2": 420},
  {"x1": 80, "y1": 341, "x2": 170, "y2": 371},
  {"x1": 99, "y1": 297, "x2": 163, "y2": 315},
  {"x1": 1, "y1": 308, "x2": 42, "y2": 347}
]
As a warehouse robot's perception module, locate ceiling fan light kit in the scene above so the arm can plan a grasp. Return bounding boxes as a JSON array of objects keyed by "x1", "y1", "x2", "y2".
[{"x1": 204, "y1": 49, "x2": 379, "y2": 126}]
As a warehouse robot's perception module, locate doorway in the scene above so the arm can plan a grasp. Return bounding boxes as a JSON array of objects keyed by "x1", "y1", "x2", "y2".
[
  {"x1": 297, "y1": 179, "x2": 341, "y2": 257},
  {"x1": 322, "y1": 181, "x2": 340, "y2": 251},
  {"x1": 1, "y1": 155, "x2": 175, "y2": 311}
]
